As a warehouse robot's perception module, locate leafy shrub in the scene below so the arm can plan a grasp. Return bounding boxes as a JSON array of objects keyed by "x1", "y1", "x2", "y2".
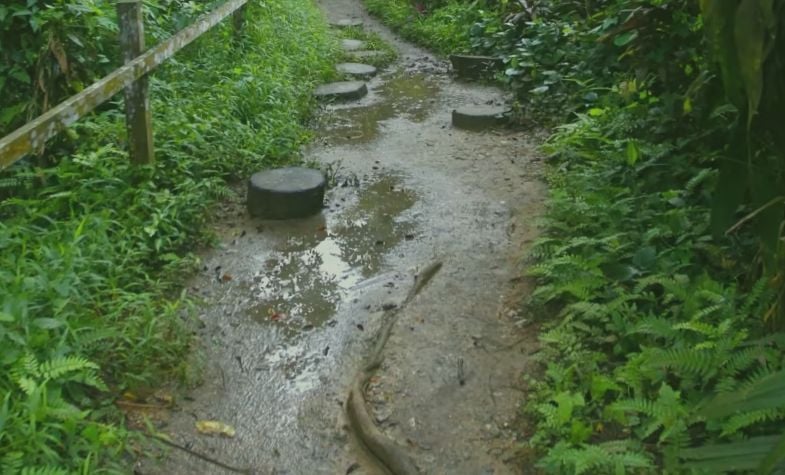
[
  {"x1": 366, "y1": 0, "x2": 785, "y2": 472},
  {"x1": 364, "y1": 0, "x2": 490, "y2": 54}
]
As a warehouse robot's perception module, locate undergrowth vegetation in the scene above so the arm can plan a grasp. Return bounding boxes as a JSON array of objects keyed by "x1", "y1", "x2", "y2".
[
  {"x1": 337, "y1": 26, "x2": 398, "y2": 67},
  {"x1": 0, "y1": 0, "x2": 335, "y2": 471},
  {"x1": 363, "y1": 0, "x2": 485, "y2": 54},
  {"x1": 365, "y1": 0, "x2": 785, "y2": 472}
]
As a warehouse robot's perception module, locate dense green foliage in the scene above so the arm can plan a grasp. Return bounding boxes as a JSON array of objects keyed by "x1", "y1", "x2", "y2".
[
  {"x1": 0, "y1": 0, "x2": 336, "y2": 471},
  {"x1": 364, "y1": 0, "x2": 487, "y2": 54},
  {"x1": 364, "y1": 0, "x2": 785, "y2": 472}
]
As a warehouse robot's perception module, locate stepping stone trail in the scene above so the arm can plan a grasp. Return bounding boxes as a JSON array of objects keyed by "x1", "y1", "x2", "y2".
[
  {"x1": 341, "y1": 39, "x2": 366, "y2": 51},
  {"x1": 247, "y1": 167, "x2": 326, "y2": 219},
  {"x1": 314, "y1": 81, "x2": 368, "y2": 101},
  {"x1": 452, "y1": 105, "x2": 510, "y2": 130},
  {"x1": 337, "y1": 63, "x2": 377, "y2": 79}
]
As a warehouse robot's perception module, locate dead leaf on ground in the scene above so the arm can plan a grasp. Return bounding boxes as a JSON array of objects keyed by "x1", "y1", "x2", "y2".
[
  {"x1": 268, "y1": 308, "x2": 286, "y2": 321},
  {"x1": 195, "y1": 420, "x2": 236, "y2": 438}
]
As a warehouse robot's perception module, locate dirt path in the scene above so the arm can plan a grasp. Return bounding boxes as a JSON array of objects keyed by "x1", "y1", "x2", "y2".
[{"x1": 139, "y1": 1, "x2": 545, "y2": 473}]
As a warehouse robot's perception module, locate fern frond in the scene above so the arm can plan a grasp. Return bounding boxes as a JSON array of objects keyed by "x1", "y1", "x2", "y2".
[
  {"x1": 720, "y1": 409, "x2": 785, "y2": 437},
  {"x1": 635, "y1": 275, "x2": 680, "y2": 294},
  {"x1": 685, "y1": 304, "x2": 724, "y2": 323},
  {"x1": 685, "y1": 167, "x2": 713, "y2": 193},
  {"x1": 20, "y1": 466, "x2": 70, "y2": 475},
  {"x1": 17, "y1": 377, "x2": 38, "y2": 396},
  {"x1": 741, "y1": 277, "x2": 772, "y2": 316},
  {"x1": 538, "y1": 441, "x2": 653, "y2": 474},
  {"x1": 644, "y1": 347, "x2": 718, "y2": 378},
  {"x1": 74, "y1": 327, "x2": 120, "y2": 347},
  {"x1": 715, "y1": 376, "x2": 741, "y2": 394},
  {"x1": 628, "y1": 315, "x2": 679, "y2": 340},
  {"x1": 12, "y1": 354, "x2": 41, "y2": 382},
  {"x1": 1, "y1": 451, "x2": 24, "y2": 474},
  {"x1": 73, "y1": 370, "x2": 108, "y2": 392},
  {"x1": 701, "y1": 368, "x2": 785, "y2": 419},
  {"x1": 724, "y1": 347, "x2": 767, "y2": 376},
  {"x1": 39, "y1": 355, "x2": 98, "y2": 380},
  {"x1": 536, "y1": 403, "x2": 562, "y2": 430}
]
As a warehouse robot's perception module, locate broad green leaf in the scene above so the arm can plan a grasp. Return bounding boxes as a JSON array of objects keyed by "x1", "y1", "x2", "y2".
[
  {"x1": 680, "y1": 435, "x2": 781, "y2": 472},
  {"x1": 700, "y1": 0, "x2": 744, "y2": 106},
  {"x1": 758, "y1": 431, "x2": 785, "y2": 474},
  {"x1": 531, "y1": 85, "x2": 549, "y2": 94},
  {"x1": 32, "y1": 318, "x2": 65, "y2": 330},
  {"x1": 626, "y1": 140, "x2": 639, "y2": 166},
  {"x1": 554, "y1": 392, "x2": 585, "y2": 425},
  {"x1": 613, "y1": 30, "x2": 638, "y2": 47},
  {"x1": 700, "y1": 369, "x2": 785, "y2": 418}
]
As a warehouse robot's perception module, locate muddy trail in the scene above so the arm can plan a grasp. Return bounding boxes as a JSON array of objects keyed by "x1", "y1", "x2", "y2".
[{"x1": 138, "y1": 0, "x2": 545, "y2": 473}]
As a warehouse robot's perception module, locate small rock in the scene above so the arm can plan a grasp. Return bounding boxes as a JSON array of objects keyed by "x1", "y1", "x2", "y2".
[
  {"x1": 331, "y1": 18, "x2": 363, "y2": 28},
  {"x1": 314, "y1": 81, "x2": 368, "y2": 101},
  {"x1": 341, "y1": 39, "x2": 366, "y2": 51}
]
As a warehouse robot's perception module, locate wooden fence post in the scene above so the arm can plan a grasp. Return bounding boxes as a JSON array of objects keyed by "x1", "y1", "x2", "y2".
[{"x1": 117, "y1": 0, "x2": 154, "y2": 165}]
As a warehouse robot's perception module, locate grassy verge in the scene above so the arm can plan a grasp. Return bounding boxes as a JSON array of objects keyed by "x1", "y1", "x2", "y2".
[
  {"x1": 337, "y1": 26, "x2": 397, "y2": 67},
  {"x1": 0, "y1": 0, "x2": 336, "y2": 472},
  {"x1": 363, "y1": 0, "x2": 484, "y2": 55}
]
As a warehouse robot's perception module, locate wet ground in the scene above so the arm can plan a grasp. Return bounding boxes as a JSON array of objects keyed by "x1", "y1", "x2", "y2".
[{"x1": 140, "y1": 0, "x2": 545, "y2": 473}]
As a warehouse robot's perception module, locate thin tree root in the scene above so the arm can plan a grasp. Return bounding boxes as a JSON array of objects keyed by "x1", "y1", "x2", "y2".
[
  {"x1": 344, "y1": 261, "x2": 443, "y2": 475},
  {"x1": 149, "y1": 432, "x2": 253, "y2": 474}
]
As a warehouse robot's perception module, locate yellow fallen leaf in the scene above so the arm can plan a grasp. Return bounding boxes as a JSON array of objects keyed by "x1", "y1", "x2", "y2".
[{"x1": 195, "y1": 420, "x2": 236, "y2": 438}]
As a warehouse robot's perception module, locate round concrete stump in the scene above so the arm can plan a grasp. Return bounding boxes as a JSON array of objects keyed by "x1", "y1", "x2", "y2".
[
  {"x1": 247, "y1": 167, "x2": 326, "y2": 219},
  {"x1": 349, "y1": 50, "x2": 386, "y2": 61},
  {"x1": 331, "y1": 19, "x2": 363, "y2": 28},
  {"x1": 314, "y1": 81, "x2": 368, "y2": 101},
  {"x1": 337, "y1": 63, "x2": 378, "y2": 79},
  {"x1": 452, "y1": 105, "x2": 510, "y2": 130},
  {"x1": 449, "y1": 54, "x2": 504, "y2": 79},
  {"x1": 341, "y1": 39, "x2": 367, "y2": 51}
]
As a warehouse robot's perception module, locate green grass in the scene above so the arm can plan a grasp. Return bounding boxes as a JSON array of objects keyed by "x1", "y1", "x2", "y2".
[
  {"x1": 337, "y1": 26, "x2": 397, "y2": 67},
  {"x1": 363, "y1": 0, "x2": 482, "y2": 54},
  {"x1": 0, "y1": 0, "x2": 336, "y2": 472}
]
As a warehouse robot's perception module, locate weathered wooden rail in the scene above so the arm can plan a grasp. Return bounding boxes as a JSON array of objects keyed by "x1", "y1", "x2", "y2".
[{"x1": 0, "y1": 0, "x2": 248, "y2": 170}]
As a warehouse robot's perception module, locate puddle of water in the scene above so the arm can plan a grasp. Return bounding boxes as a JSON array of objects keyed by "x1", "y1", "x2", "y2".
[
  {"x1": 246, "y1": 174, "x2": 417, "y2": 335},
  {"x1": 329, "y1": 175, "x2": 416, "y2": 274},
  {"x1": 315, "y1": 71, "x2": 440, "y2": 144}
]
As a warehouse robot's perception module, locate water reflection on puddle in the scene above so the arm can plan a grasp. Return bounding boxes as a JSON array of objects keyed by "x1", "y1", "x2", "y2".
[
  {"x1": 246, "y1": 174, "x2": 416, "y2": 336},
  {"x1": 315, "y1": 71, "x2": 440, "y2": 144}
]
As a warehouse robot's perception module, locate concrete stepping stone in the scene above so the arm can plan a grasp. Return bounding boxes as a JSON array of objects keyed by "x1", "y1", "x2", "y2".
[
  {"x1": 341, "y1": 39, "x2": 367, "y2": 52},
  {"x1": 348, "y1": 50, "x2": 386, "y2": 61},
  {"x1": 331, "y1": 18, "x2": 363, "y2": 28},
  {"x1": 314, "y1": 81, "x2": 368, "y2": 101},
  {"x1": 449, "y1": 54, "x2": 504, "y2": 79},
  {"x1": 452, "y1": 105, "x2": 510, "y2": 130},
  {"x1": 247, "y1": 167, "x2": 326, "y2": 219},
  {"x1": 337, "y1": 63, "x2": 377, "y2": 79}
]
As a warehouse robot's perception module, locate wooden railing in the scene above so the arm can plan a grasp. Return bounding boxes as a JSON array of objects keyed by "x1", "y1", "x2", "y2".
[{"x1": 0, "y1": 0, "x2": 248, "y2": 170}]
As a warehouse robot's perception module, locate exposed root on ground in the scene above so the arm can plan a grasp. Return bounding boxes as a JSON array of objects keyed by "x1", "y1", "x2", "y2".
[{"x1": 344, "y1": 261, "x2": 443, "y2": 475}]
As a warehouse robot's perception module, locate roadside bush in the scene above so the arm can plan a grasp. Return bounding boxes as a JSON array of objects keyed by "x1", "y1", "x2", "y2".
[{"x1": 365, "y1": 0, "x2": 785, "y2": 472}]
